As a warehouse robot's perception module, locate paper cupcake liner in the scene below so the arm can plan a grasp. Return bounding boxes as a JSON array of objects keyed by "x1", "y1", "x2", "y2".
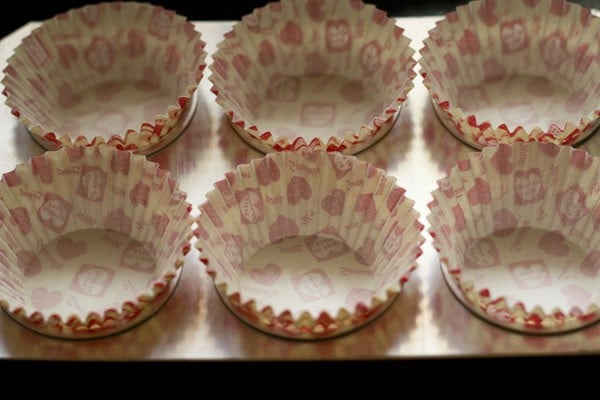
[
  {"x1": 0, "y1": 146, "x2": 193, "y2": 338},
  {"x1": 419, "y1": 0, "x2": 600, "y2": 149},
  {"x1": 2, "y1": 2, "x2": 207, "y2": 155},
  {"x1": 195, "y1": 151, "x2": 424, "y2": 339},
  {"x1": 428, "y1": 142, "x2": 600, "y2": 333},
  {"x1": 209, "y1": 0, "x2": 417, "y2": 154}
]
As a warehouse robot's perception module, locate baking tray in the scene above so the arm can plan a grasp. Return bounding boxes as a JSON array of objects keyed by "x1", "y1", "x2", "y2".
[{"x1": 1, "y1": 17, "x2": 600, "y2": 360}]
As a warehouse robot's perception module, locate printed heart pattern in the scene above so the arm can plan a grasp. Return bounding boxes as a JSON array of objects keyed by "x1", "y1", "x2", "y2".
[
  {"x1": 453, "y1": 205, "x2": 466, "y2": 232},
  {"x1": 305, "y1": 229, "x2": 348, "y2": 261},
  {"x1": 232, "y1": 54, "x2": 251, "y2": 80},
  {"x1": 58, "y1": 44, "x2": 78, "y2": 69},
  {"x1": 326, "y1": 20, "x2": 352, "y2": 52},
  {"x1": 269, "y1": 215, "x2": 299, "y2": 242},
  {"x1": 477, "y1": 0, "x2": 499, "y2": 26},
  {"x1": 119, "y1": 241, "x2": 155, "y2": 274},
  {"x1": 483, "y1": 58, "x2": 506, "y2": 83},
  {"x1": 249, "y1": 263, "x2": 281, "y2": 286},
  {"x1": 386, "y1": 187, "x2": 405, "y2": 212},
  {"x1": 31, "y1": 287, "x2": 63, "y2": 310},
  {"x1": 526, "y1": 77, "x2": 555, "y2": 97},
  {"x1": 550, "y1": 0, "x2": 570, "y2": 16},
  {"x1": 3, "y1": 170, "x2": 21, "y2": 187},
  {"x1": 359, "y1": 41, "x2": 382, "y2": 75},
  {"x1": 151, "y1": 214, "x2": 169, "y2": 236},
  {"x1": 104, "y1": 207, "x2": 132, "y2": 235},
  {"x1": 38, "y1": 192, "x2": 73, "y2": 233},
  {"x1": 95, "y1": 81, "x2": 121, "y2": 101},
  {"x1": 509, "y1": 259, "x2": 552, "y2": 290},
  {"x1": 267, "y1": 74, "x2": 300, "y2": 102},
  {"x1": 202, "y1": 202, "x2": 223, "y2": 228},
  {"x1": 65, "y1": 146, "x2": 86, "y2": 162},
  {"x1": 580, "y1": 250, "x2": 600, "y2": 277},
  {"x1": 321, "y1": 188, "x2": 345, "y2": 216},
  {"x1": 135, "y1": 67, "x2": 161, "y2": 92},
  {"x1": 444, "y1": 54, "x2": 459, "y2": 78},
  {"x1": 457, "y1": 29, "x2": 480, "y2": 55},
  {"x1": 31, "y1": 155, "x2": 53, "y2": 184},
  {"x1": 339, "y1": 81, "x2": 365, "y2": 103},
  {"x1": 541, "y1": 32, "x2": 567, "y2": 70},
  {"x1": 467, "y1": 177, "x2": 491, "y2": 206},
  {"x1": 562, "y1": 284, "x2": 592, "y2": 309},
  {"x1": 256, "y1": 158, "x2": 280, "y2": 186},
  {"x1": 345, "y1": 288, "x2": 374, "y2": 311},
  {"x1": 565, "y1": 90, "x2": 589, "y2": 114},
  {"x1": 555, "y1": 184, "x2": 589, "y2": 226},
  {"x1": 17, "y1": 250, "x2": 41, "y2": 277},
  {"x1": 71, "y1": 264, "x2": 115, "y2": 297},
  {"x1": 355, "y1": 193, "x2": 377, "y2": 222},
  {"x1": 292, "y1": 268, "x2": 335, "y2": 303},
  {"x1": 464, "y1": 238, "x2": 500, "y2": 269},
  {"x1": 287, "y1": 176, "x2": 312, "y2": 205},
  {"x1": 593, "y1": 206, "x2": 600, "y2": 231},
  {"x1": 279, "y1": 21, "x2": 303, "y2": 46},
  {"x1": 538, "y1": 143, "x2": 561, "y2": 157},
  {"x1": 84, "y1": 36, "x2": 115, "y2": 74},
  {"x1": 493, "y1": 208, "x2": 518, "y2": 237},
  {"x1": 10, "y1": 207, "x2": 31, "y2": 235},
  {"x1": 500, "y1": 20, "x2": 530, "y2": 54},
  {"x1": 258, "y1": 40, "x2": 275, "y2": 66},
  {"x1": 538, "y1": 231, "x2": 570, "y2": 256},
  {"x1": 569, "y1": 149, "x2": 593, "y2": 170},
  {"x1": 491, "y1": 144, "x2": 513, "y2": 175},
  {"x1": 76, "y1": 165, "x2": 108, "y2": 202},
  {"x1": 301, "y1": 102, "x2": 335, "y2": 127},
  {"x1": 57, "y1": 237, "x2": 88, "y2": 259},
  {"x1": 149, "y1": 8, "x2": 173, "y2": 41},
  {"x1": 129, "y1": 182, "x2": 150, "y2": 207},
  {"x1": 305, "y1": 51, "x2": 329, "y2": 76},
  {"x1": 123, "y1": 29, "x2": 146, "y2": 58},
  {"x1": 514, "y1": 168, "x2": 544, "y2": 205},
  {"x1": 328, "y1": 153, "x2": 353, "y2": 179},
  {"x1": 235, "y1": 188, "x2": 264, "y2": 224},
  {"x1": 111, "y1": 151, "x2": 131, "y2": 174},
  {"x1": 305, "y1": 0, "x2": 325, "y2": 22},
  {"x1": 382, "y1": 224, "x2": 404, "y2": 258},
  {"x1": 355, "y1": 237, "x2": 376, "y2": 266}
]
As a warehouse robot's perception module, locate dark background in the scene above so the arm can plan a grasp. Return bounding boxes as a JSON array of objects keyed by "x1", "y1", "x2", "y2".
[{"x1": 0, "y1": 0, "x2": 597, "y2": 38}]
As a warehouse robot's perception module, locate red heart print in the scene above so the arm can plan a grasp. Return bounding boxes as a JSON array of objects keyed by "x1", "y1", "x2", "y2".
[
  {"x1": 453, "y1": 205, "x2": 466, "y2": 232},
  {"x1": 202, "y1": 202, "x2": 223, "y2": 227},
  {"x1": 104, "y1": 207, "x2": 132, "y2": 235},
  {"x1": 256, "y1": 157, "x2": 280, "y2": 186},
  {"x1": 111, "y1": 150, "x2": 131, "y2": 174},
  {"x1": 305, "y1": 0, "x2": 325, "y2": 22},
  {"x1": 328, "y1": 153, "x2": 353, "y2": 179},
  {"x1": 232, "y1": 54, "x2": 251, "y2": 79},
  {"x1": 465, "y1": 238, "x2": 500, "y2": 269},
  {"x1": 301, "y1": 102, "x2": 335, "y2": 127},
  {"x1": 550, "y1": 0, "x2": 570, "y2": 16},
  {"x1": 130, "y1": 182, "x2": 150, "y2": 206},
  {"x1": 321, "y1": 189, "x2": 345, "y2": 216},
  {"x1": 538, "y1": 231, "x2": 570, "y2": 256},
  {"x1": 292, "y1": 268, "x2": 335, "y2": 302},
  {"x1": 355, "y1": 193, "x2": 377, "y2": 222},
  {"x1": 58, "y1": 44, "x2": 78, "y2": 69},
  {"x1": 279, "y1": 21, "x2": 303, "y2": 46},
  {"x1": 287, "y1": 176, "x2": 312, "y2": 205},
  {"x1": 555, "y1": 184, "x2": 589, "y2": 226},
  {"x1": 258, "y1": 40, "x2": 275, "y2": 66},
  {"x1": 509, "y1": 260, "x2": 552, "y2": 290},
  {"x1": 17, "y1": 250, "x2": 41, "y2": 277},
  {"x1": 95, "y1": 81, "x2": 121, "y2": 101},
  {"x1": 31, "y1": 287, "x2": 63, "y2": 310},
  {"x1": 57, "y1": 83, "x2": 82, "y2": 109},
  {"x1": 526, "y1": 77, "x2": 555, "y2": 97},
  {"x1": 151, "y1": 214, "x2": 169, "y2": 235},
  {"x1": 477, "y1": 0, "x2": 499, "y2": 26},
  {"x1": 562, "y1": 284, "x2": 592, "y2": 309},
  {"x1": 490, "y1": 144, "x2": 513, "y2": 175},
  {"x1": 3, "y1": 170, "x2": 21, "y2": 187},
  {"x1": 514, "y1": 169, "x2": 544, "y2": 205},
  {"x1": 387, "y1": 187, "x2": 405, "y2": 212},
  {"x1": 570, "y1": 149, "x2": 593, "y2": 170},
  {"x1": 339, "y1": 81, "x2": 365, "y2": 103},
  {"x1": 249, "y1": 263, "x2": 281, "y2": 286},
  {"x1": 65, "y1": 146, "x2": 86, "y2": 162},
  {"x1": 565, "y1": 90, "x2": 588, "y2": 114},
  {"x1": 10, "y1": 207, "x2": 31, "y2": 235},
  {"x1": 483, "y1": 58, "x2": 506, "y2": 83},
  {"x1": 581, "y1": 250, "x2": 600, "y2": 277},
  {"x1": 345, "y1": 288, "x2": 374, "y2": 311},
  {"x1": 123, "y1": 29, "x2": 146, "y2": 58},
  {"x1": 326, "y1": 20, "x2": 352, "y2": 52},
  {"x1": 305, "y1": 229, "x2": 348, "y2": 261},
  {"x1": 305, "y1": 51, "x2": 329, "y2": 76},
  {"x1": 355, "y1": 237, "x2": 376, "y2": 266},
  {"x1": 457, "y1": 30, "x2": 480, "y2": 55},
  {"x1": 31, "y1": 155, "x2": 53, "y2": 184},
  {"x1": 136, "y1": 67, "x2": 161, "y2": 91},
  {"x1": 538, "y1": 142, "x2": 560, "y2": 157},
  {"x1": 467, "y1": 177, "x2": 491, "y2": 206},
  {"x1": 269, "y1": 215, "x2": 299, "y2": 242},
  {"x1": 493, "y1": 208, "x2": 518, "y2": 237},
  {"x1": 57, "y1": 237, "x2": 88, "y2": 259},
  {"x1": 37, "y1": 192, "x2": 72, "y2": 233}
]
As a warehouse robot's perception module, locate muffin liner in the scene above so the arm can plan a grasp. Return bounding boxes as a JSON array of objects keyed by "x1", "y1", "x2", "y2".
[
  {"x1": 194, "y1": 151, "x2": 424, "y2": 339},
  {"x1": 428, "y1": 142, "x2": 600, "y2": 333},
  {"x1": 209, "y1": 0, "x2": 417, "y2": 154},
  {"x1": 419, "y1": 0, "x2": 600, "y2": 149},
  {"x1": 0, "y1": 146, "x2": 193, "y2": 338},
  {"x1": 2, "y1": 2, "x2": 207, "y2": 155}
]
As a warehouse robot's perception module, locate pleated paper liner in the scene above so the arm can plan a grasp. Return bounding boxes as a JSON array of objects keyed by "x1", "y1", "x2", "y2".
[
  {"x1": 2, "y1": 2, "x2": 207, "y2": 155},
  {"x1": 209, "y1": 0, "x2": 417, "y2": 154},
  {"x1": 419, "y1": 0, "x2": 600, "y2": 149},
  {"x1": 0, "y1": 146, "x2": 193, "y2": 339},
  {"x1": 195, "y1": 151, "x2": 424, "y2": 339},
  {"x1": 428, "y1": 142, "x2": 600, "y2": 334}
]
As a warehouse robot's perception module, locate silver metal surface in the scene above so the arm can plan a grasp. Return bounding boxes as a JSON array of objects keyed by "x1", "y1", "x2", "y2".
[{"x1": 1, "y1": 18, "x2": 600, "y2": 360}]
